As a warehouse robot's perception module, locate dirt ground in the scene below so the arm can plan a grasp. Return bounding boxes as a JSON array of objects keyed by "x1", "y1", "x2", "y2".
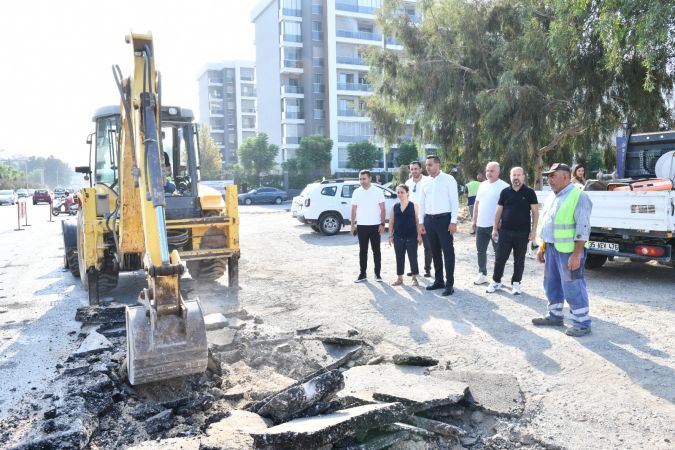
[{"x1": 0, "y1": 202, "x2": 674, "y2": 449}]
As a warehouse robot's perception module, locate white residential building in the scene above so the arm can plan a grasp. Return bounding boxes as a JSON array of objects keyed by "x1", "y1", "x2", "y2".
[
  {"x1": 197, "y1": 61, "x2": 258, "y2": 166},
  {"x1": 251, "y1": 0, "x2": 419, "y2": 174}
]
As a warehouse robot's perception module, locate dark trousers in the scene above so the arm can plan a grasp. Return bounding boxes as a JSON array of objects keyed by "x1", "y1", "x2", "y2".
[
  {"x1": 421, "y1": 233, "x2": 432, "y2": 274},
  {"x1": 393, "y1": 236, "x2": 419, "y2": 276},
  {"x1": 492, "y1": 229, "x2": 529, "y2": 283},
  {"x1": 357, "y1": 225, "x2": 381, "y2": 276},
  {"x1": 424, "y1": 214, "x2": 455, "y2": 288}
]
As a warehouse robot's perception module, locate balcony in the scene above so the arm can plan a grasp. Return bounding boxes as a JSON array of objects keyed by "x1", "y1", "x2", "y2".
[
  {"x1": 241, "y1": 108, "x2": 257, "y2": 114},
  {"x1": 313, "y1": 109, "x2": 325, "y2": 119},
  {"x1": 335, "y1": 3, "x2": 377, "y2": 15},
  {"x1": 336, "y1": 56, "x2": 367, "y2": 66},
  {"x1": 281, "y1": 8, "x2": 301, "y2": 17},
  {"x1": 208, "y1": 78, "x2": 223, "y2": 85},
  {"x1": 284, "y1": 136, "x2": 302, "y2": 145},
  {"x1": 311, "y1": 5, "x2": 322, "y2": 15},
  {"x1": 282, "y1": 33, "x2": 302, "y2": 43},
  {"x1": 282, "y1": 111, "x2": 305, "y2": 120},
  {"x1": 337, "y1": 82, "x2": 372, "y2": 92},
  {"x1": 281, "y1": 59, "x2": 302, "y2": 73},
  {"x1": 209, "y1": 109, "x2": 225, "y2": 116},
  {"x1": 386, "y1": 37, "x2": 401, "y2": 46},
  {"x1": 312, "y1": 83, "x2": 325, "y2": 93},
  {"x1": 241, "y1": 90, "x2": 257, "y2": 98},
  {"x1": 336, "y1": 29, "x2": 382, "y2": 42},
  {"x1": 242, "y1": 123, "x2": 256, "y2": 130},
  {"x1": 240, "y1": 75, "x2": 255, "y2": 82},
  {"x1": 338, "y1": 135, "x2": 373, "y2": 143},
  {"x1": 312, "y1": 31, "x2": 324, "y2": 41},
  {"x1": 312, "y1": 57, "x2": 324, "y2": 67},
  {"x1": 281, "y1": 85, "x2": 304, "y2": 96},
  {"x1": 338, "y1": 109, "x2": 366, "y2": 117}
]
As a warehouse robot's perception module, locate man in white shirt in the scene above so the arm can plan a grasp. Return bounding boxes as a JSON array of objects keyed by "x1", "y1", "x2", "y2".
[
  {"x1": 351, "y1": 170, "x2": 386, "y2": 283},
  {"x1": 405, "y1": 160, "x2": 431, "y2": 277},
  {"x1": 471, "y1": 161, "x2": 509, "y2": 284},
  {"x1": 418, "y1": 155, "x2": 460, "y2": 296}
]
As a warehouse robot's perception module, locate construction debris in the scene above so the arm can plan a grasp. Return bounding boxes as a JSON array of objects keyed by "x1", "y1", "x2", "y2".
[{"x1": 392, "y1": 354, "x2": 439, "y2": 367}]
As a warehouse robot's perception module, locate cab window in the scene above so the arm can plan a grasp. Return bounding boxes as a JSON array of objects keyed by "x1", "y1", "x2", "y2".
[
  {"x1": 321, "y1": 186, "x2": 337, "y2": 196},
  {"x1": 341, "y1": 184, "x2": 359, "y2": 198}
]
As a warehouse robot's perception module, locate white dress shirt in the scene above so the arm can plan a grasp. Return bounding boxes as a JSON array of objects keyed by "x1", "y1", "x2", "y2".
[
  {"x1": 405, "y1": 175, "x2": 428, "y2": 205},
  {"x1": 418, "y1": 172, "x2": 460, "y2": 223}
]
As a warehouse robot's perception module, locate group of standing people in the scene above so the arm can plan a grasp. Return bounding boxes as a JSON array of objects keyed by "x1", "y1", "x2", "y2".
[{"x1": 350, "y1": 157, "x2": 593, "y2": 337}]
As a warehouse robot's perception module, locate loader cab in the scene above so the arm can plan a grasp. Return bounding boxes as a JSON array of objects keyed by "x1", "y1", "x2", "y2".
[{"x1": 90, "y1": 105, "x2": 202, "y2": 219}]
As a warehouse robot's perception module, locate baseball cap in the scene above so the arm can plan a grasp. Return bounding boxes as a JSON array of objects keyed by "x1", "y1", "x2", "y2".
[{"x1": 542, "y1": 163, "x2": 571, "y2": 175}]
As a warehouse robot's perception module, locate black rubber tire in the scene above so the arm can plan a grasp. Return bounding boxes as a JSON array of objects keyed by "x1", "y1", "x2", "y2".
[
  {"x1": 52, "y1": 208, "x2": 60, "y2": 216},
  {"x1": 66, "y1": 248, "x2": 80, "y2": 277},
  {"x1": 244, "y1": 198, "x2": 252, "y2": 205},
  {"x1": 319, "y1": 212, "x2": 342, "y2": 236},
  {"x1": 186, "y1": 211, "x2": 227, "y2": 281},
  {"x1": 98, "y1": 269, "x2": 119, "y2": 292},
  {"x1": 585, "y1": 254, "x2": 607, "y2": 270},
  {"x1": 274, "y1": 197, "x2": 282, "y2": 205}
]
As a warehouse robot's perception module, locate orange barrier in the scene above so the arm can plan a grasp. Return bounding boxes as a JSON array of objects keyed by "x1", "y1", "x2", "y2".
[{"x1": 612, "y1": 178, "x2": 673, "y2": 192}]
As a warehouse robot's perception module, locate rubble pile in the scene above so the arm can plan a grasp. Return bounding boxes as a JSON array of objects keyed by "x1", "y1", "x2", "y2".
[{"x1": 0, "y1": 303, "x2": 548, "y2": 450}]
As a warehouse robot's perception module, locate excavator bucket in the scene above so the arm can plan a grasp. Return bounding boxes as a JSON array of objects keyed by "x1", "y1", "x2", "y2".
[{"x1": 126, "y1": 299, "x2": 207, "y2": 385}]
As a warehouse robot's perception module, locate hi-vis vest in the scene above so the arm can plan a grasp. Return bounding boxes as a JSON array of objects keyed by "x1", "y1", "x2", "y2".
[{"x1": 537, "y1": 186, "x2": 589, "y2": 253}]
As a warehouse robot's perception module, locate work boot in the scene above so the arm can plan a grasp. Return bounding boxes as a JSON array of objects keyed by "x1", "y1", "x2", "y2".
[
  {"x1": 566, "y1": 326, "x2": 591, "y2": 337},
  {"x1": 532, "y1": 317, "x2": 564, "y2": 327}
]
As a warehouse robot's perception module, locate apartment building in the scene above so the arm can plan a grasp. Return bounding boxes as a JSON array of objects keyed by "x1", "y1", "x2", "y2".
[
  {"x1": 251, "y1": 0, "x2": 418, "y2": 174},
  {"x1": 197, "y1": 62, "x2": 258, "y2": 165}
]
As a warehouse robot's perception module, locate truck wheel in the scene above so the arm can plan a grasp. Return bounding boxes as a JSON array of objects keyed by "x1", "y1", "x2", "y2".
[
  {"x1": 319, "y1": 212, "x2": 342, "y2": 236},
  {"x1": 585, "y1": 254, "x2": 607, "y2": 270}
]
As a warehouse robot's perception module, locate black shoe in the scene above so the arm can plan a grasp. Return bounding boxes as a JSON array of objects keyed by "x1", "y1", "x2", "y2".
[
  {"x1": 426, "y1": 282, "x2": 444, "y2": 291},
  {"x1": 354, "y1": 274, "x2": 367, "y2": 283},
  {"x1": 531, "y1": 317, "x2": 564, "y2": 327},
  {"x1": 374, "y1": 274, "x2": 383, "y2": 283},
  {"x1": 423, "y1": 272, "x2": 432, "y2": 278},
  {"x1": 441, "y1": 288, "x2": 454, "y2": 296}
]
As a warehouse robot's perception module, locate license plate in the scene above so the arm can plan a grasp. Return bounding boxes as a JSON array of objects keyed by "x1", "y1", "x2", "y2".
[{"x1": 589, "y1": 241, "x2": 619, "y2": 252}]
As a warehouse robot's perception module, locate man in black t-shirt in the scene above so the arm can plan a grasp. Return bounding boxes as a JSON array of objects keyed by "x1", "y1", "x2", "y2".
[{"x1": 486, "y1": 167, "x2": 539, "y2": 295}]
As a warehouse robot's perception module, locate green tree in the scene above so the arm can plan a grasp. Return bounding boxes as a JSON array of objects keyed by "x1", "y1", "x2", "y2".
[
  {"x1": 368, "y1": 0, "x2": 674, "y2": 187},
  {"x1": 198, "y1": 126, "x2": 223, "y2": 180},
  {"x1": 394, "y1": 141, "x2": 419, "y2": 166},
  {"x1": 391, "y1": 164, "x2": 410, "y2": 187},
  {"x1": 296, "y1": 135, "x2": 333, "y2": 177},
  {"x1": 347, "y1": 141, "x2": 379, "y2": 171},
  {"x1": 0, "y1": 163, "x2": 22, "y2": 189},
  {"x1": 237, "y1": 133, "x2": 279, "y2": 185}
]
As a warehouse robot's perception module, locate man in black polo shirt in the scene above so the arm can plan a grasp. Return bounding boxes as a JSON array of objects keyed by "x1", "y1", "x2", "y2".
[{"x1": 486, "y1": 167, "x2": 539, "y2": 295}]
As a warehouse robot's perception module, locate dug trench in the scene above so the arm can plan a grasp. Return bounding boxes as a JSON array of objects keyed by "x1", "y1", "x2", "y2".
[{"x1": 1, "y1": 301, "x2": 554, "y2": 450}]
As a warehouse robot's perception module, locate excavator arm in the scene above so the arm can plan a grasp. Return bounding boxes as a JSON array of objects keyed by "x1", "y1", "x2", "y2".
[{"x1": 117, "y1": 33, "x2": 207, "y2": 385}]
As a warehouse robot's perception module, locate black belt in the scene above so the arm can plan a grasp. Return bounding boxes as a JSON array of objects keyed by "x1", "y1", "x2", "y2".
[{"x1": 426, "y1": 213, "x2": 450, "y2": 218}]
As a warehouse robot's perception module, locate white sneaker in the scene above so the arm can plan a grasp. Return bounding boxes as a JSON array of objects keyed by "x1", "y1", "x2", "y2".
[
  {"x1": 473, "y1": 273, "x2": 488, "y2": 285},
  {"x1": 486, "y1": 281, "x2": 502, "y2": 293},
  {"x1": 512, "y1": 282, "x2": 522, "y2": 295}
]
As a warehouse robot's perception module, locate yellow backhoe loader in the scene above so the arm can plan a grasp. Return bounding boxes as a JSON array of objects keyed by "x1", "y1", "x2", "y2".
[{"x1": 62, "y1": 33, "x2": 240, "y2": 385}]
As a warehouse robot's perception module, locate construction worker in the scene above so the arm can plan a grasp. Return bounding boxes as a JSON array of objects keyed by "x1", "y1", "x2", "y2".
[{"x1": 533, "y1": 163, "x2": 593, "y2": 337}]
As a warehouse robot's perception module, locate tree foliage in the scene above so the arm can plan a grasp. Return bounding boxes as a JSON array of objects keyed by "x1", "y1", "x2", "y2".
[
  {"x1": 395, "y1": 141, "x2": 419, "y2": 166},
  {"x1": 347, "y1": 141, "x2": 379, "y2": 171},
  {"x1": 368, "y1": 0, "x2": 674, "y2": 187},
  {"x1": 198, "y1": 126, "x2": 223, "y2": 180},
  {"x1": 296, "y1": 135, "x2": 333, "y2": 177},
  {"x1": 237, "y1": 133, "x2": 279, "y2": 185}
]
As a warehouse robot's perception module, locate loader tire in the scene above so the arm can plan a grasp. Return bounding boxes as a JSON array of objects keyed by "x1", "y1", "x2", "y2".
[
  {"x1": 98, "y1": 269, "x2": 119, "y2": 292},
  {"x1": 66, "y1": 248, "x2": 80, "y2": 277},
  {"x1": 188, "y1": 258, "x2": 226, "y2": 282}
]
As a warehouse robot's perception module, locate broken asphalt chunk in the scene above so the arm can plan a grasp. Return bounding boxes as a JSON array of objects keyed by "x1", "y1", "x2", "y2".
[
  {"x1": 340, "y1": 365, "x2": 468, "y2": 412},
  {"x1": 207, "y1": 328, "x2": 237, "y2": 351},
  {"x1": 257, "y1": 369, "x2": 345, "y2": 424},
  {"x1": 74, "y1": 304, "x2": 126, "y2": 324},
  {"x1": 251, "y1": 402, "x2": 407, "y2": 449},
  {"x1": 72, "y1": 331, "x2": 113, "y2": 357},
  {"x1": 204, "y1": 313, "x2": 228, "y2": 330},
  {"x1": 392, "y1": 354, "x2": 439, "y2": 367}
]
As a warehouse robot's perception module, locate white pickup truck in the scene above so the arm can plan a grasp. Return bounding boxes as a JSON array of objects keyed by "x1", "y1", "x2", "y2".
[
  {"x1": 537, "y1": 130, "x2": 675, "y2": 270},
  {"x1": 536, "y1": 189, "x2": 675, "y2": 269}
]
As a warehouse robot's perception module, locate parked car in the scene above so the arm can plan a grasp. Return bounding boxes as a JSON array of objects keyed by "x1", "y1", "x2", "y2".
[
  {"x1": 0, "y1": 190, "x2": 18, "y2": 205},
  {"x1": 16, "y1": 189, "x2": 30, "y2": 198},
  {"x1": 238, "y1": 187, "x2": 288, "y2": 205},
  {"x1": 293, "y1": 179, "x2": 398, "y2": 235},
  {"x1": 32, "y1": 189, "x2": 53, "y2": 205}
]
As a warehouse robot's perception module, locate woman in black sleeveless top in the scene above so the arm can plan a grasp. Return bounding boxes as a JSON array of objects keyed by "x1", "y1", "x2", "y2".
[{"x1": 388, "y1": 184, "x2": 422, "y2": 286}]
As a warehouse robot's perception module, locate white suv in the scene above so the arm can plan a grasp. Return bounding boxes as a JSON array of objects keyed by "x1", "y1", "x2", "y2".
[{"x1": 292, "y1": 179, "x2": 398, "y2": 235}]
